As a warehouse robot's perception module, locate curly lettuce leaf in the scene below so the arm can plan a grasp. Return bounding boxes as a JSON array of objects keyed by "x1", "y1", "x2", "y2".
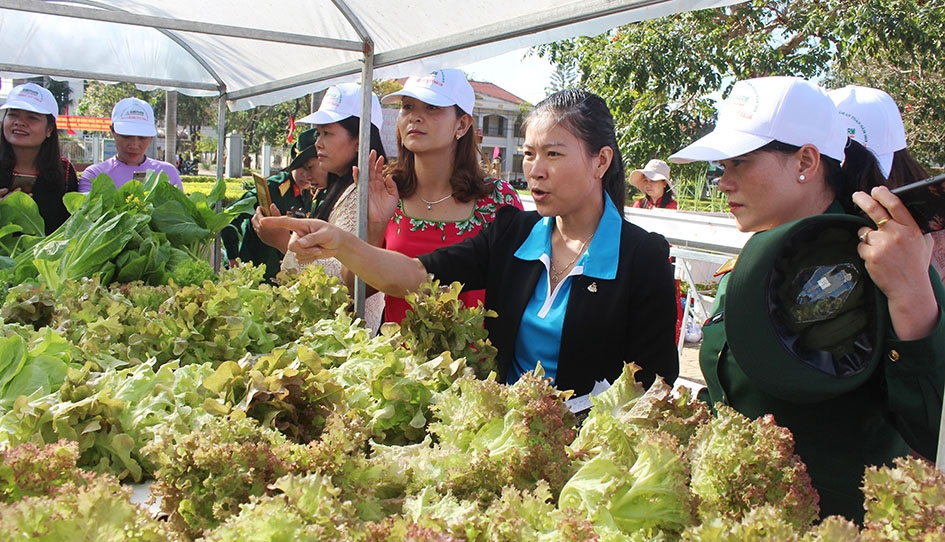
[
  {"x1": 687, "y1": 404, "x2": 820, "y2": 529},
  {"x1": 861, "y1": 455, "x2": 945, "y2": 539},
  {"x1": 560, "y1": 429, "x2": 693, "y2": 537}
]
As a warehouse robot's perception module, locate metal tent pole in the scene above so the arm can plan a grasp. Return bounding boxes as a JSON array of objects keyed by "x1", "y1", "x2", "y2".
[
  {"x1": 212, "y1": 96, "x2": 227, "y2": 273},
  {"x1": 352, "y1": 42, "x2": 374, "y2": 320}
]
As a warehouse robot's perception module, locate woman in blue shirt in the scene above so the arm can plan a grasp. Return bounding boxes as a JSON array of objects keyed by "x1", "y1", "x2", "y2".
[{"x1": 263, "y1": 89, "x2": 679, "y2": 394}]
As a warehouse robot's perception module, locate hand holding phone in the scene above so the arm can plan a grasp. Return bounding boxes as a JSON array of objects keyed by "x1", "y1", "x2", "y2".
[
  {"x1": 253, "y1": 173, "x2": 273, "y2": 217},
  {"x1": 890, "y1": 173, "x2": 945, "y2": 234},
  {"x1": 11, "y1": 174, "x2": 37, "y2": 194}
]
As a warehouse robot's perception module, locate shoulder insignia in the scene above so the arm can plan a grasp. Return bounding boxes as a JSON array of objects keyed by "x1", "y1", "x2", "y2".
[
  {"x1": 278, "y1": 179, "x2": 292, "y2": 196},
  {"x1": 714, "y1": 256, "x2": 738, "y2": 277}
]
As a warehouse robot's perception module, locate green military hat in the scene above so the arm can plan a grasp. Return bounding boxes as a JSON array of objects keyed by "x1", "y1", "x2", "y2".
[
  {"x1": 725, "y1": 213, "x2": 888, "y2": 403},
  {"x1": 287, "y1": 127, "x2": 318, "y2": 171}
]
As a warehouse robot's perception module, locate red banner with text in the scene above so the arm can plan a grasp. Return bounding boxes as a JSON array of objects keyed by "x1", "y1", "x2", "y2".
[{"x1": 57, "y1": 115, "x2": 112, "y2": 132}]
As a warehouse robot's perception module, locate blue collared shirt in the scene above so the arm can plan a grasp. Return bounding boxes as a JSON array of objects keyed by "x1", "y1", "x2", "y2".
[{"x1": 508, "y1": 195, "x2": 622, "y2": 384}]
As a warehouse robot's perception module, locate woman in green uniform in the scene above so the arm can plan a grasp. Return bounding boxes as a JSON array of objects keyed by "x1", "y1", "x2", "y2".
[
  {"x1": 669, "y1": 76, "x2": 945, "y2": 522},
  {"x1": 221, "y1": 127, "x2": 323, "y2": 282}
]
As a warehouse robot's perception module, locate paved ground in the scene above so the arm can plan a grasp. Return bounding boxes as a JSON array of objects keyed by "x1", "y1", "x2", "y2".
[{"x1": 678, "y1": 340, "x2": 706, "y2": 386}]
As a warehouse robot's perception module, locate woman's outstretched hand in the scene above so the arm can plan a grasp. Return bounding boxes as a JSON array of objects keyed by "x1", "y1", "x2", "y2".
[
  {"x1": 260, "y1": 216, "x2": 347, "y2": 265},
  {"x1": 252, "y1": 204, "x2": 291, "y2": 253}
]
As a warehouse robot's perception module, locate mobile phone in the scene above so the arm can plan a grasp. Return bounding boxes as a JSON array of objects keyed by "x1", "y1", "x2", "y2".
[
  {"x1": 132, "y1": 170, "x2": 148, "y2": 181},
  {"x1": 890, "y1": 172, "x2": 945, "y2": 234},
  {"x1": 252, "y1": 173, "x2": 273, "y2": 216},
  {"x1": 11, "y1": 174, "x2": 37, "y2": 193}
]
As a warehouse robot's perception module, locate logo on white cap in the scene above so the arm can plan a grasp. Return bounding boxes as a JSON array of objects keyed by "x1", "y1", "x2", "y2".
[
  {"x1": 296, "y1": 83, "x2": 383, "y2": 130},
  {"x1": 111, "y1": 98, "x2": 157, "y2": 137},
  {"x1": 1, "y1": 83, "x2": 59, "y2": 119},
  {"x1": 828, "y1": 85, "x2": 906, "y2": 179},
  {"x1": 381, "y1": 68, "x2": 476, "y2": 115},
  {"x1": 669, "y1": 76, "x2": 846, "y2": 164}
]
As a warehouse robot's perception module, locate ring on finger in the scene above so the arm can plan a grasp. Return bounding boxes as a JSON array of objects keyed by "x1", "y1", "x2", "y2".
[
  {"x1": 859, "y1": 230, "x2": 870, "y2": 244},
  {"x1": 875, "y1": 216, "x2": 891, "y2": 228}
]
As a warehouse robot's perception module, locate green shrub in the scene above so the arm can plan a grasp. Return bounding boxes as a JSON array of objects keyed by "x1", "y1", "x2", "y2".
[{"x1": 182, "y1": 178, "x2": 248, "y2": 206}]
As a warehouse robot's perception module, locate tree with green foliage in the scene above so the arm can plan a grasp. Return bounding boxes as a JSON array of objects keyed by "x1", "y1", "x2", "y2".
[
  {"x1": 76, "y1": 81, "x2": 316, "y2": 161},
  {"x1": 537, "y1": 0, "x2": 943, "y2": 174},
  {"x1": 76, "y1": 82, "x2": 148, "y2": 117},
  {"x1": 77, "y1": 82, "x2": 215, "y2": 156},
  {"x1": 226, "y1": 96, "x2": 313, "y2": 155},
  {"x1": 825, "y1": 0, "x2": 944, "y2": 166},
  {"x1": 373, "y1": 78, "x2": 403, "y2": 100},
  {"x1": 545, "y1": 60, "x2": 579, "y2": 96}
]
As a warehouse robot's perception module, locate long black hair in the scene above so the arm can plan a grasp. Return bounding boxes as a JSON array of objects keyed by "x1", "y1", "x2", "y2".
[
  {"x1": 0, "y1": 112, "x2": 66, "y2": 190},
  {"x1": 654, "y1": 188, "x2": 676, "y2": 209},
  {"x1": 312, "y1": 115, "x2": 387, "y2": 221},
  {"x1": 886, "y1": 148, "x2": 930, "y2": 189},
  {"x1": 521, "y1": 89, "x2": 626, "y2": 210}
]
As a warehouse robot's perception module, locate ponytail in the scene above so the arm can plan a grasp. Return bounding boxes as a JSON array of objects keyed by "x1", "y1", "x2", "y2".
[{"x1": 833, "y1": 139, "x2": 884, "y2": 213}]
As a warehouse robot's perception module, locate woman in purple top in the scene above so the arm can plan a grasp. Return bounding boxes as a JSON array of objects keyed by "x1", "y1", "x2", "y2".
[{"x1": 78, "y1": 97, "x2": 183, "y2": 192}]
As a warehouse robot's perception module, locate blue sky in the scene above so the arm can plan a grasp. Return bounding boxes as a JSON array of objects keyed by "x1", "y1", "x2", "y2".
[{"x1": 458, "y1": 48, "x2": 555, "y2": 104}]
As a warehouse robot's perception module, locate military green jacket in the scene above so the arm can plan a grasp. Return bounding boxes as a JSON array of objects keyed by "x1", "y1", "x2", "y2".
[
  {"x1": 699, "y1": 209, "x2": 945, "y2": 523},
  {"x1": 220, "y1": 171, "x2": 313, "y2": 282}
]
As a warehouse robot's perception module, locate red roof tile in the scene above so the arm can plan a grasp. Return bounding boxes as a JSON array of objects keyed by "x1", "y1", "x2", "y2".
[
  {"x1": 469, "y1": 81, "x2": 526, "y2": 104},
  {"x1": 390, "y1": 77, "x2": 527, "y2": 105}
]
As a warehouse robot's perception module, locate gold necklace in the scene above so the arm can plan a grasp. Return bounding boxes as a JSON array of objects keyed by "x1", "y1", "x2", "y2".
[
  {"x1": 550, "y1": 233, "x2": 594, "y2": 284},
  {"x1": 417, "y1": 192, "x2": 454, "y2": 210}
]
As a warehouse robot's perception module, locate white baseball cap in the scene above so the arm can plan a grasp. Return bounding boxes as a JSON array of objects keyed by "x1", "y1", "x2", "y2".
[
  {"x1": 629, "y1": 159, "x2": 673, "y2": 191},
  {"x1": 1, "y1": 83, "x2": 59, "y2": 119},
  {"x1": 111, "y1": 97, "x2": 157, "y2": 137},
  {"x1": 381, "y1": 68, "x2": 475, "y2": 115},
  {"x1": 828, "y1": 85, "x2": 906, "y2": 179},
  {"x1": 297, "y1": 83, "x2": 383, "y2": 130},
  {"x1": 670, "y1": 76, "x2": 846, "y2": 164}
]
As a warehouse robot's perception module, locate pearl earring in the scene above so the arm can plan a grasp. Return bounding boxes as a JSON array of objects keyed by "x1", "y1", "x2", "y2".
[
  {"x1": 456, "y1": 133, "x2": 462, "y2": 140},
  {"x1": 799, "y1": 174, "x2": 806, "y2": 181}
]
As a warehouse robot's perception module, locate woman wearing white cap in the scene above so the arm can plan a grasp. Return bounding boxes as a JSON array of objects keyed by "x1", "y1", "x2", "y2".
[
  {"x1": 830, "y1": 84, "x2": 945, "y2": 283},
  {"x1": 669, "y1": 75, "x2": 945, "y2": 521},
  {"x1": 222, "y1": 126, "x2": 323, "y2": 284},
  {"x1": 368, "y1": 68, "x2": 523, "y2": 323},
  {"x1": 0, "y1": 82, "x2": 78, "y2": 234},
  {"x1": 263, "y1": 89, "x2": 679, "y2": 396},
  {"x1": 629, "y1": 159, "x2": 677, "y2": 209},
  {"x1": 78, "y1": 97, "x2": 183, "y2": 192},
  {"x1": 271, "y1": 83, "x2": 388, "y2": 332}
]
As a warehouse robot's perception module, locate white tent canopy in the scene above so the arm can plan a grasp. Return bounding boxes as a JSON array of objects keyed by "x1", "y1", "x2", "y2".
[
  {"x1": 1, "y1": 0, "x2": 734, "y2": 110},
  {"x1": 1, "y1": 0, "x2": 736, "y2": 311}
]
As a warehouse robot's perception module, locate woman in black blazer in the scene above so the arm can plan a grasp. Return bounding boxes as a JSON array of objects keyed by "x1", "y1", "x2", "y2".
[{"x1": 264, "y1": 90, "x2": 679, "y2": 395}]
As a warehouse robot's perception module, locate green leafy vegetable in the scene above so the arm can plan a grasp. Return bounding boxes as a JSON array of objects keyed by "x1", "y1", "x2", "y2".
[
  {"x1": 417, "y1": 369, "x2": 577, "y2": 501},
  {"x1": 0, "y1": 474, "x2": 178, "y2": 541},
  {"x1": 399, "y1": 278, "x2": 498, "y2": 379},
  {"x1": 0, "y1": 440, "x2": 178, "y2": 541},
  {"x1": 144, "y1": 416, "x2": 295, "y2": 537},
  {"x1": 688, "y1": 404, "x2": 820, "y2": 529},
  {"x1": 560, "y1": 428, "x2": 694, "y2": 538},
  {"x1": 860, "y1": 455, "x2": 945, "y2": 539},
  {"x1": 1, "y1": 171, "x2": 241, "y2": 292}
]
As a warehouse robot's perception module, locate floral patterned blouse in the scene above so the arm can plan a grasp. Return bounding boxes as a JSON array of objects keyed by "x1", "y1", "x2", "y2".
[{"x1": 383, "y1": 177, "x2": 524, "y2": 323}]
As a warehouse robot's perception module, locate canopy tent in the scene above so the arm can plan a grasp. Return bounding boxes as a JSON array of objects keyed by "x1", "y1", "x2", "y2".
[
  {"x1": 1, "y1": 0, "x2": 735, "y2": 110},
  {"x1": 0, "y1": 0, "x2": 737, "y2": 311}
]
